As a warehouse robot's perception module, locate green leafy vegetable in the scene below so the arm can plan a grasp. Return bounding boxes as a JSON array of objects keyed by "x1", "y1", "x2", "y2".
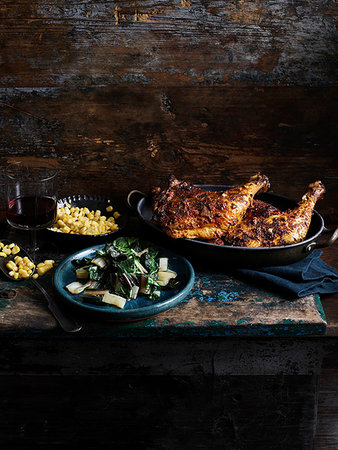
[{"x1": 67, "y1": 237, "x2": 177, "y2": 308}]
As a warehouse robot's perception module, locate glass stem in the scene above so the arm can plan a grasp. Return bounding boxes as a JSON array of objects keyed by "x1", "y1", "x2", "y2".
[{"x1": 29, "y1": 229, "x2": 38, "y2": 260}]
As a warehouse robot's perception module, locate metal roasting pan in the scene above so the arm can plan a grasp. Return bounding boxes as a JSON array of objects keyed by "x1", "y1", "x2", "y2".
[{"x1": 127, "y1": 185, "x2": 338, "y2": 268}]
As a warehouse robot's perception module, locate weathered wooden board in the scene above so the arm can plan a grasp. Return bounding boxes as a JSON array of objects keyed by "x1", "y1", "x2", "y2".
[
  {"x1": 0, "y1": 374, "x2": 319, "y2": 449},
  {"x1": 0, "y1": 0, "x2": 336, "y2": 88},
  {"x1": 0, "y1": 334, "x2": 326, "y2": 376},
  {"x1": 0, "y1": 86, "x2": 337, "y2": 224},
  {"x1": 0, "y1": 3, "x2": 336, "y2": 447},
  {"x1": 0, "y1": 264, "x2": 327, "y2": 337},
  {"x1": 0, "y1": 1, "x2": 337, "y2": 223}
]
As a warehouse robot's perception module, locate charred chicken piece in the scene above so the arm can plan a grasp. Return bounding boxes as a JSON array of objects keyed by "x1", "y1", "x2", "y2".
[
  {"x1": 206, "y1": 200, "x2": 279, "y2": 246},
  {"x1": 222, "y1": 181, "x2": 325, "y2": 247},
  {"x1": 152, "y1": 173, "x2": 270, "y2": 240},
  {"x1": 240, "y1": 199, "x2": 281, "y2": 221},
  {"x1": 222, "y1": 199, "x2": 280, "y2": 246}
]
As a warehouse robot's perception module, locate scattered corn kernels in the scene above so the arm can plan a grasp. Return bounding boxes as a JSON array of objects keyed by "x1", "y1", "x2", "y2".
[
  {"x1": 36, "y1": 260, "x2": 55, "y2": 276},
  {"x1": 3, "y1": 253, "x2": 35, "y2": 279},
  {"x1": 0, "y1": 242, "x2": 23, "y2": 257},
  {"x1": 6, "y1": 260, "x2": 18, "y2": 272},
  {"x1": 0, "y1": 242, "x2": 55, "y2": 280},
  {"x1": 49, "y1": 203, "x2": 119, "y2": 235}
]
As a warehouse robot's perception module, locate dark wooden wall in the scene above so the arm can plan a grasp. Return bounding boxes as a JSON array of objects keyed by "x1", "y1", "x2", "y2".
[{"x1": 0, "y1": 1, "x2": 337, "y2": 224}]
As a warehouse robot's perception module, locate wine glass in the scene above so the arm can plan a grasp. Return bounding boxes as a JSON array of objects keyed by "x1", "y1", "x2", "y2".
[{"x1": 5, "y1": 162, "x2": 57, "y2": 258}]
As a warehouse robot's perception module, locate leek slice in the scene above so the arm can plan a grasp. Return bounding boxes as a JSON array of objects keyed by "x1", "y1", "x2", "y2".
[
  {"x1": 158, "y1": 257, "x2": 168, "y2": 271},
  {"x1": 66, "y1": 281, "x2": 88, "y2": 294},
  {"x1": 130, "y1": 285, "x2": 139, "y2": 299},
  {"x1": 91, "y1": 257, "x2": 108, "y2": 269},
  {"x1": 157, "y1": 270, "x2": 177, "y2": 287},
  {"x1": 76, "y1": 268, "x2": 89, "y2": 279},
  {"x1": 102, "y1": 292, "x2": 126, "y2": 309}
]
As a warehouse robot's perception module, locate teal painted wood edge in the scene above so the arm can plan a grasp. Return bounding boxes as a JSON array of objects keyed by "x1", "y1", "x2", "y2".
[
  {"x1": 0, "y1": 322, "x2": 326, "y2": 338},
  {"x1": 314, "y1": 294, "x2": 327, "y2": 324}
]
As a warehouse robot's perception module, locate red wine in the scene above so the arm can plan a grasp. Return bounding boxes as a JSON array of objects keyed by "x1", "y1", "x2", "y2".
[{"x1": 6, "y1": 196, "x2": 56, "y2": 229}]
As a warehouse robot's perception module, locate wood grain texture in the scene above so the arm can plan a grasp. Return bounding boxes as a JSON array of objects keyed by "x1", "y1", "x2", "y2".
[
  {"x1": 0, "y1": 374, "x2": 319, "y2": 449},
  {"x1": 0, "y1": 0, "x2": 336, "y2": 87},
  {"x1": 0, "y1": 370, "x2": 336, "y2": 448},
  {"x1": 0, "y1": 221, "x2": 327, "y2": 337},
  {"x1": 0, "y1": 272, "x2": 327, "y2": 337},
  {"x1": 314, "y1": 344, "x2": 338, "y2": 449},
  {"x1": 0, "y1": 86, "x2": 337, "y2": 224},
  {"x1": 0, "y1": 1, "x2": 337, "y2": 224},
  {"x1": 319, "y1": 247, "x2": 338, "y2": 336}
]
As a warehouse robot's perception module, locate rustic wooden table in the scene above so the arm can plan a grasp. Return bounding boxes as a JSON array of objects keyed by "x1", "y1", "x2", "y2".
[{"x1": 0, "y1": 218, "x2": 337, "y2": 449}]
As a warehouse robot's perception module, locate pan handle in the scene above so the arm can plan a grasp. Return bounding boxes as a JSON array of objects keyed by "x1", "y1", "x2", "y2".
[
  {"x1": 304, "y1": 227, "x2": 338, "y2": 253},
  {"x1": 315, "y1": 226, "x2": 338, "y2": 249},
  {"x1": 126, "y1": 190, "x2": 147, "y2": 210}
]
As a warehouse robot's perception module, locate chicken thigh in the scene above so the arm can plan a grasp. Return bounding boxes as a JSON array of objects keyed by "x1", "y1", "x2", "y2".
[
  {"x1": 222, "y1": 180, "x2": 325, "y2": 247},
  {"x1": 152, "y1": 173, "x2": 270, "y2": 240}
]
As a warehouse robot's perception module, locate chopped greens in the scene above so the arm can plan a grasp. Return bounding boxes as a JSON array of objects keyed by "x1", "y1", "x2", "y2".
[{"x1": 65, "y1": 237, "x2": 177, "y2": 309}]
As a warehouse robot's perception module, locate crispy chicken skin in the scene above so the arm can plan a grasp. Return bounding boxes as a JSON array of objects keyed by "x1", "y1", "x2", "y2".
[
  {"x1": 207, "y1": 198, "x2": 280, "y2": 246},
  {"x1": 221, "y1": 200, "x2": 280, "y2": 246},
  {"x1": 152, "y1": 173, "x2": 270, "y2": 240},
  {"x1": 222, "y1": 181, "x2": 325, "y2": 247}
]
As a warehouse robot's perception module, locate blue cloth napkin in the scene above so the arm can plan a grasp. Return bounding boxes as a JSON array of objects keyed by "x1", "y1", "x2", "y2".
[{"x1": 233, "y1": 250, "x2": 338, "y2": 298}]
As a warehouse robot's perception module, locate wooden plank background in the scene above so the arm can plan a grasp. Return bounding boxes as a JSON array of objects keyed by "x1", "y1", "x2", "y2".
[{"x1": 0, "y1": 1, "x2": 337, "y2": 224}]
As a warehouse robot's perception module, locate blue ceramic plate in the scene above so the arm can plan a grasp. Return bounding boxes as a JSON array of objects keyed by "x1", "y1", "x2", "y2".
[{"x1": 54, "y1": 243, "x2": 195, "y2": 321}]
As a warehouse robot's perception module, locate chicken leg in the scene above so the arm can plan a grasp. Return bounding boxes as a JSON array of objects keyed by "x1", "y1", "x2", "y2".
[
  {"x1": 152, "y1": 173, "x2": 270, "y2": 240},
  {"x1": 222, "y1": 180, "x2": 325, "y2": 247}
]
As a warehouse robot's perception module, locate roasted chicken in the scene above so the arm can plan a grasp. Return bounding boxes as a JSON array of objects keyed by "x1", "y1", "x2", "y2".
[
  {"x1": 222, "y1": 180, "x2": 325, "y2": 247},
  {"x1": 152, "y1": 173, "x2": 270, "y2": 240},
  {"x1": 152, "y1": 174, "x2": 325, "y2": 247}
]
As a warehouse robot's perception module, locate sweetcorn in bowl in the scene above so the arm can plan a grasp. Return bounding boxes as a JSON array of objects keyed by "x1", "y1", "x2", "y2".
[{"x1": 46, "y1": 194, "x2": 127, "y2": 243}]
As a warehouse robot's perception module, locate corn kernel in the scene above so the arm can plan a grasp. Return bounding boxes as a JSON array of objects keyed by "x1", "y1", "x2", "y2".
[
  {"x1": 50, "y1": 204, "x2": 120, "y2": 236},
  {"x1": 0, "y1": 252, "x2": 7, "y2": 257},
  {"x1": 18, "y1": 268, "x2": 29, "y2": 278},
  {"x1": 6, "y1": 261, "x2": 17, "y2": 271},
  {"x1": 37, "y1": 266, "x2": 47, "y2": 276},
  {"x1": 44, "y1": 260, "x2": 55, "y2": 265},
  {"x1": 11, "y1": 245, "x2": 21, "y2": 255}
]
